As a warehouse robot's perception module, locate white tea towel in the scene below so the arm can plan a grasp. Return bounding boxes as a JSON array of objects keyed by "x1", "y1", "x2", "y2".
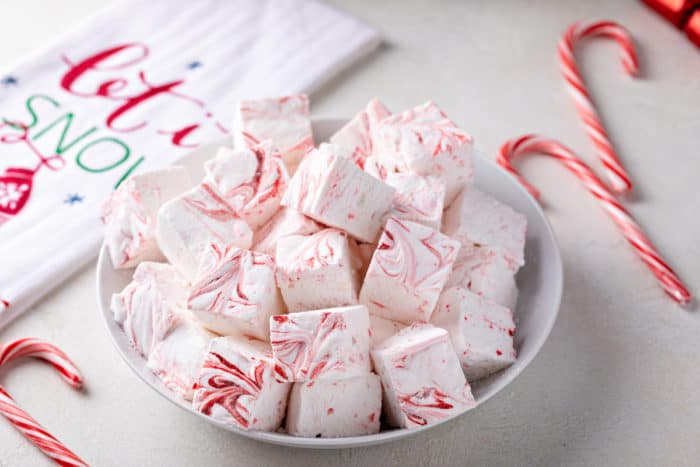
[{"x1": 0, "y1": 0, "x2": 380, "y2": 329}]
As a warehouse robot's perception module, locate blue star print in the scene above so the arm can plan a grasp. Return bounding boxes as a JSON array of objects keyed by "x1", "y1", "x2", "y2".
[
  {"x1": 64, "y1": 193, "x2": 84, "y2": 205},
  {"x1": 1, "y1": 75, "x2": 18, "y2": 86},
  {"x1": 186, "y1": 61, "x2": 202, "y2": 70}
]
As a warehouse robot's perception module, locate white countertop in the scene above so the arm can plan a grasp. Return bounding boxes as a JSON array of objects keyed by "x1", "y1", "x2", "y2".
[{"x1": 1, "y1": 1, "x2": 699, "y2": 466}]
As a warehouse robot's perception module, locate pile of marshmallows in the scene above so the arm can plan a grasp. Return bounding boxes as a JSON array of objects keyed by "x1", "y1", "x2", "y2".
[{"x1": 105, "y1": 95, "x2": 527, "y2": 438}]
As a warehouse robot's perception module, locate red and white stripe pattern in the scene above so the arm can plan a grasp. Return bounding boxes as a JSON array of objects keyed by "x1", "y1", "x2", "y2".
[
  {"x1": 497, "y1": 134, "x2": 691, "y2": 306},
  {"x1": 0, "y1": 338, "x2": 87, "y2": 466},
  {"x1": 559, "y1": 20, "x2": 639, "y2": 193}
]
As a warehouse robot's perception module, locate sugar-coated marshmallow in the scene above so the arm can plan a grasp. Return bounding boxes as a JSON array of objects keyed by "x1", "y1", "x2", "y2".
[
  {"x1": 102, "y1": 167, "x2": 191, "y2": 268},
  {"x1": 371, "y1": 323, "x2": 475, "y2": 428},
  {"x1": 442, "y1": 187, "x2": 526, "y2": 272},
  {"x1": 372, "y1": 101, "x2": 473, "y2": 204},
  {"x1": 432, "y1": 287, "x2": 516, "y2": 381},
  {"x1": 192, "y1": 336, "x2": 291, "y2": 431},
  {"x1": 188, "y1": 245, "x2": 284, "y2": 340},
  {"x1": 281, "y1": 143, "x2": 395, "y2": 243},
  {"x1": 275, "y1": 229, "x2": 360, "y2": 313},
  {"x1": 269, "y1": 305, "x2": 371, "y2": 382},
  {"x1": 233, "y1": 94, "x2": 314, "y2": 172},
  {"x1": 110, "y1": 262, "x2": 188, "y2": 357},
  {"x1": 286, "y1": 373, "x2": 381, "y2": 437},
  {"x1": 445, "y1": 245, "x2": 518, "y2": 310},
  {"x1": 385, "y1": 173, "x2": 446, "y2": 229},
  {"x1": 329, "y1": 98, "x2": 391, "y2": 169},
  {"x1": 359, "y1": 218, "x2": 460, "y2": 324},
  {"x1": 156, "y1": 184, "x2": 253, "y2": 280},
  {"x1": 202, "y1": 142, "x2": 288, "y2": 229},
  {"x1": 147, "y1": 316, "x2": 215, "y2": 401},
  {"x1": 252, "y1": 207, "x2": 321, "y2": 257}
]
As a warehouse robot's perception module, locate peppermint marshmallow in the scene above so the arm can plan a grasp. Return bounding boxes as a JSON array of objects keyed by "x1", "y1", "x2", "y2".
[
  {"x1": 233, "y1": 94, "x2": 314, "y2": 172},
  {"x1": 251, "y1": 207, "x2": 322, "y2": 257},
  {"x1": 369, "y1": 313, "x2": 405, "y2": 348},
  {"x1": 281, "y1": 143, "x2": 395, "y2": 243},
  {"x1": 372, "y1": 101, "x2": 473, "y2": 204},
  {"x1": 156, "y1": 184, "x2": 253, "y2": 280},
  {"x1": 110, "y1": 262, "x2": 188, "y2": 357},
  {"x1": 102, "y1": 167, "x2": 191, "y2": 269},
  {"x1": 371, "y1": 323, "x2": 475, "y2": 428},
  {"x1": 286, "y1": 374, "x2": 381, "y2": 437},
  {"x1": 275, "y1": 229, "x2": 360, "y2": 313},
  {"x1": 202, "y1": 142, "x2": 288, "y2": 230},
  {"x1": 329, "y1": 98, "x2": 391, "y2": 169},
  {"x1": 193, "y1": 336, "x2": 291, "y2": 432},
  {"x1": 269, "y1": 305, "x2": 371, "y2": 382},
  {"x1": 187, "y1": 246, "x2": 284, "y2": 340},
  {"x1": 147, "y1": 316, "x2": 215, "y2": 401},
  {"x1": 442, "y1": 188, "x2": 527, "y2": 271},
  {"x1": 432, "y1": 288, "x2": 516, "y2": 381},
  {"x1": 446, "y1": 245, "x2": 518, "y2": 310},
  {"x1": 385, "y1": 173, "x2": 446, "y2": 229},
  {"x1": 359, "y1": 218, "x2": 460, "y2": 324}
]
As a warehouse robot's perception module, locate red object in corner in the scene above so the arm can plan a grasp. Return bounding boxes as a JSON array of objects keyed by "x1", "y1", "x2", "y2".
[
  {"x1": 685, "y1": 9, "x2": 700, "y2": 46},
  {"x1": 642, "y1": 0, "x2": 698, "y2": 27}
]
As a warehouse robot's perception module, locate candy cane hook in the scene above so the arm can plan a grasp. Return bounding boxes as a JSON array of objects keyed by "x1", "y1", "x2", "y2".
[
  {"x1": 0, "y1": 338, "x2": 87, "y2": 466},
  {"x1": 497, "y1": 134, "x2": 691, "y2": 306},
  {"x1": 559, "y1": 20, "x2": 639, "y2": 193}
]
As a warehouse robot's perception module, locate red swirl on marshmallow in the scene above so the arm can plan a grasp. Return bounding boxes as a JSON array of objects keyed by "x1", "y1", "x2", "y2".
[
  {"x1": 371, "y1": 101, "x2": 473, "y2": 204},
  {"x1": 110, "y1": 262, "x2": 188, "y2": 357},
  {"x1": 360, "y1": 217, "x2": 460, "y2": 324},
  {"x1": 269, "y1": 305, "x2": 371, "y2": 382},
  {"x1": 371, "y1": 323, "x2": 475, "y2": 428},
  {"x1": 193, "y1": 337, "x2": 291, "y2": 431},
  {"x1": 234, "y1": 95, "x2": 314, "y2": 173},
  {"x1": 102, "y1": 167, "x2": 191, "y2": 268},
  {"x1": 188, "y1": 245, "x2": 284, "y2": 341}
]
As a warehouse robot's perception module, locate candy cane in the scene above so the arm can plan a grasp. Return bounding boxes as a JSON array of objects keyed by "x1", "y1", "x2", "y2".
[
  {"x1": 497, "y1": 134, "x2": 691, "y2": 306},
  {"x1": 0, "y1": 338, "x2": 87, "y2": 466},
  {"x1": 559, "y1": 20, "x2": 639, "y2": 193}
]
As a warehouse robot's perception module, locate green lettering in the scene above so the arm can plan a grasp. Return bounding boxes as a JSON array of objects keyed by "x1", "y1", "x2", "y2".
[
  {"x1": 33, "y1": 112, "x2": 97, "y2": 155},
  {"x1": 76, "y1": 137, "x2": 130, "y2": 173}
]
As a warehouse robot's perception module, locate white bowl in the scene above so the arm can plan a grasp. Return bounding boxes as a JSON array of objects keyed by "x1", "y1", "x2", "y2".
[{"x1": 96, "y1": 118, "x2": 562, "y2": 448}]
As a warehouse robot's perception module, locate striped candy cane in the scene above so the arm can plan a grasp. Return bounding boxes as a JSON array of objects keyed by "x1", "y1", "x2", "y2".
[
  {"x1": 497, "y1": 134, "x2": 691, "y2": 306},
  {"x1": 0, "y1": 338, "x2": 87, "y2": 466},
  {"x1": 559, "y1": 20, "x2": 640, "y2": 193}
]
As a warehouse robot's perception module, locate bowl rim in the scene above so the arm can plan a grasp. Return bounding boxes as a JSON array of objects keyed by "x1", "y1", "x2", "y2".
[{"x1": 96, "y1": 118, "x2": 563, "y2": 449}]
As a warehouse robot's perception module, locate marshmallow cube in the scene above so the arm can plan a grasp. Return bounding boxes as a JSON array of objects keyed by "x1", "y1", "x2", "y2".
[
  {"x1": 111, "y1": 262, "x2": 188, "y2": 357},
  {"x1": 442, "y1": 188, "x2": 527, "y2": 272},
  {"x1": 188, "y1": 246, "x2": 284, "y2": 340},
  {"x1": 147, "y1": 317, "x2": 215, "y2": 401},
  {"x1": 359, "y1": 218, "x2": 460, "y2": 324},
  {"x1": 269, "y1": 305, "x2": 371, "y2": 382},
  {"x1": 203, "y1": 142, "x2": 288, "y2": 230},
  {"x1": 286, "y1": 374, "x2": 381, "y2": 437},
  {"x1": 156, "y1": 184, "x2": 253, "y2": 280},
  {"x1": 252, "y1": 207, "x2": 322, "y2": 258},
  {"x1": 281, "y1": 143, "x2": 395, "y2": 243},
  {"x1": 372, "y1": 101, "x2": 473, "y2": 204},
  {"x1": 233, "y1": 94, "x2": 314, "y2": 172},
  {"x1": 446, "y1": 245, "x2": 518, "y2": 310},
  {"x1": 371, "y1": 323, "x2": 475, "y2": 428},
  {"x1": 432, "y1": 288, "x2": 516, "y2": 381},
  {"x1": 275, "y1": 229, "x2": 360, "y2": 313},
  {"x1": 385, "y1": 173, "x2": 446, "y2": 229},
  {"x1": 369, "y1": 313, "x2": 405, "y2": 348},
  {"x1": 329, "y1": 98, "x2": 391, "y2": 169},
  {"x1": 193, "y1": 336, "x2": 291, "y2": 432},
  {"x1": 101, "y1": 167, "x2": 191, "y2": 269}
]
